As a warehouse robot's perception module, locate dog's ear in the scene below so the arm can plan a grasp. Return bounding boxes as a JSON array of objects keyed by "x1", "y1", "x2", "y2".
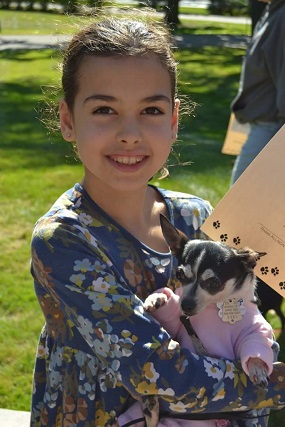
[
  {"x1": 160, "y1": 214, "x2": 188, "y2": 259},
  {"x1": 236, "y1": 247, "x2": 267, "y2": 271},
  {"x1": 256, "y1": 251, "x2": 267, "y2": 259}
]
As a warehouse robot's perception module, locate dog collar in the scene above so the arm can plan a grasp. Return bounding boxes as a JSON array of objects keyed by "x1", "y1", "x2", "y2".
[{"x1": 217, "y1": 298, "x2": 246, "y2": 324}]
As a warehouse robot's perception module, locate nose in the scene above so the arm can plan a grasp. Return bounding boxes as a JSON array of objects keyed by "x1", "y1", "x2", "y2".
[
  {"x1": 117, "y1": 117, "x2": 142, "y2": 144},
  {"x1": 180, "y1": 295, "x2": 197, "y2": 316}
]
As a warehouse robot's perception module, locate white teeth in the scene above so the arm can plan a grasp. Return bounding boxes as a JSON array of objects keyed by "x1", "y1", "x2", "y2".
[{"x1": 112, "y1": 156, "x2": 143, "y2": 165}]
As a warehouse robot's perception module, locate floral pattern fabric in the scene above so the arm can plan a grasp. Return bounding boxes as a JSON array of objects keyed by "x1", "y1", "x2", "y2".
[{"x1": 30, "y1": 184, "x2": 284, "y2": 427}]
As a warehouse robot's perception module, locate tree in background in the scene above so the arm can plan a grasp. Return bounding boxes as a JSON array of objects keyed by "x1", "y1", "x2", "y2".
[
  {"x1": 208, "y1": 0, "x2": 248, "y2": 16},
  {"x1": 0, "y1": 0, "x2": 267, "y2": 32},
  {"x1": 164, "y1": 0, "x2": 180, "y2": 28},
  {"x1": 206, "y1": 0, "x2": 267, "y2": 34}
]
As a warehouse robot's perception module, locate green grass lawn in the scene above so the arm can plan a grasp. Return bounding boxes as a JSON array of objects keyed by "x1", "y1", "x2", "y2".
[
  {"x1": 0, "y1": 9, "x2": 284, "y2": 425},
  {"x1": 0, "y1": 7, "x2": 252, "y2": 36}
]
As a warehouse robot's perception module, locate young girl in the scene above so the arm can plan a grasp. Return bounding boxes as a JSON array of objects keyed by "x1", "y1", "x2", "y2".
[{"x1": 30, "y1": 9, "x2": 285, "y2": 427}]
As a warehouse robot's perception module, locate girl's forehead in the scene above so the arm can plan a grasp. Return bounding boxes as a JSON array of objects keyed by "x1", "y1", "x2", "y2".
[
  {"x1": 76, "y1": 55, "x2": 173, "y2": 95},
  {"x1": 80, "y1": 53, "x2": 166, "y2": 73}
]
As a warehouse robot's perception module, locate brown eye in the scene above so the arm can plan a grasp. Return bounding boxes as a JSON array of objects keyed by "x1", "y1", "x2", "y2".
[
  {"x1": 142, "y1": 107, "x2": 163, "y2": 115},
  {"x1": 176, "y1": 267, "x2": 186, "y2": 281},
  {"x1": 201, "y1": 277, "x2": 222, "y2": 295},
  {"x1": 93, "y1": 106, "x2": 114, "y2": 114}
]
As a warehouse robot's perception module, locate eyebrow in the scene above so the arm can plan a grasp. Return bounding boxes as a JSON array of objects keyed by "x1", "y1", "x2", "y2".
[
  {"x1": 83, "y1": 95, "x2": 116, "y2": 105},
  {"x1": 144, "y1": 95, "x2": 171, "y2": 104},
  {"x1": 83, "y1": 94, "x2": 171, "y2": 105}
]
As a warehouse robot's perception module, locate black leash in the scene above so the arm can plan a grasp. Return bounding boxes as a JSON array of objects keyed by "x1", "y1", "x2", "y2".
[
  {"x1": 121, "y1": 417, "x2": 145, "y2": 427},
  {"x1": 120, "y1": 400, "x2": 285, "y2": 426},
  {"x1": 120, "y1": 408, "x2": 285, "y2": 426},
  {"x1": 180, "y1": 315, "x2": 208, "y2": 355}
]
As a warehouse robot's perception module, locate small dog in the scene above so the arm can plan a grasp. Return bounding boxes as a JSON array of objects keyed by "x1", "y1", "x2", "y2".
[{"x1": 140, "y1": 215, "x2": 274, "y2": 427}]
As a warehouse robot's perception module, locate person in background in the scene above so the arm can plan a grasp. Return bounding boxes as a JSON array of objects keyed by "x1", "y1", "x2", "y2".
[
  {"x1": 230, "y1": 0, "x2": 285, "y2": 185},
  {"x1": 249, "y1": 0, "x2": 267, "y2": 34},
  {"x1": 30, "y1": 9, "x2": 285, "y2": 427}
]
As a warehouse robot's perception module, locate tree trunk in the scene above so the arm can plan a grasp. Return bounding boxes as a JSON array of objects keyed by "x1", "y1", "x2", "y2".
[{"x1": 165, "y1": 0, "x2": 180, "y2": 29}]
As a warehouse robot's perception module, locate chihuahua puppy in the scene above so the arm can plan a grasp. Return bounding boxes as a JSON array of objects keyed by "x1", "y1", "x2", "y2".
[
  {"x1": 138, "y1": 215, "x2": 274, "y2": 427},
  {"x1": 155, "y1": 215, "x2": 272, "y2": 382},
  {"x1": 119, "y1": 216, "x2": 274, "y2": 427},
  {"x1": 160, "y1": 215, "x2": 263, "y2": 318}
]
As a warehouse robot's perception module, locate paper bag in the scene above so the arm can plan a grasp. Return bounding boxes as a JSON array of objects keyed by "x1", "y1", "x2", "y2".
[
  {"x1": 222, "y1": 113, "x2": 250, "y2": 156},
  {"x1": 202, "y1": 125, "x2": 285, "y2": 297}
]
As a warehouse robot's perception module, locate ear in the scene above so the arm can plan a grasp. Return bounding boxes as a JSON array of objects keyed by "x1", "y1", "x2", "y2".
[
  {"x1": 171, "y1": 99, "x2": 180, "y2": 141},
  {"x1": 256, "y1": 251, "x2": 267, "y2": 259},
  {"x1": 160, "y1": 214, "x2": 188, "y2": 259},
  {"x1": 236, "y1": 247, "x2": 267, "y2": 271},
  {"x1": 60, "y1": 99, "x2": 75, "y2": 142}
]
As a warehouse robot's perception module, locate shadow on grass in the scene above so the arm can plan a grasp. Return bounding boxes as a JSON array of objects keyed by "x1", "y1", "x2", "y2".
[
  {"x1": 172, "y1": 46, "x2": 243, "y2": 176},
  {"x1": 0, "y1": 75, "x2": 77, "y2": 169},
  {"x1": 0, "y1": 48, "x2": 61, "y2": 62},
  {"x1": 177, "y1": 46, "x2": 244, "y2": 139}
]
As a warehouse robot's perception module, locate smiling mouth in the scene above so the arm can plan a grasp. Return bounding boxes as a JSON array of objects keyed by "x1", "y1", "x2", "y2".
[{"x1": 109, "y1": 155, "x2": 146, "y2": 165}]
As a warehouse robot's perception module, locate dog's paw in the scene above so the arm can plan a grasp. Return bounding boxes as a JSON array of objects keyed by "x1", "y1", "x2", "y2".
[
  {"x1": 143, "y1": 396, "x2": 159, "y2": 427},
  {"x1": 247, "y1": 357, "x2": 269, "y2": 388},
  {"x1": 143, "y1": 293, "x2": 168, "y2": 312}
]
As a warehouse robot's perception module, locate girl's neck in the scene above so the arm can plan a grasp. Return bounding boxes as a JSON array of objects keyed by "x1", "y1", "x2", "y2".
[{"x1": 81, "y1": 179, "x2": 169, "y2": 252}]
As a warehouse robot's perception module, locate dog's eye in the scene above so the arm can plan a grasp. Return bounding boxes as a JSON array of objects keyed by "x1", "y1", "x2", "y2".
[
  {"x1": 201, "y1": 277, "x2": 222, "y2": 295},
  {"x1": 176, "y1": 267, "x2": 186, "y2": 281}
]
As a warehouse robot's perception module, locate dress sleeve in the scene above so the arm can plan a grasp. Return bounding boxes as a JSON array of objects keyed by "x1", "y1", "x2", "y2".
[{"x1": 31, "y1": 219, "x2": 285, "y2": 416}]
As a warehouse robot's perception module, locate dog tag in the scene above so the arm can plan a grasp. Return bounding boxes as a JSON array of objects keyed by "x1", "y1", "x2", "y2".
[{"x1": 217, "y1": 298, "x2": 246, "y2": 324}]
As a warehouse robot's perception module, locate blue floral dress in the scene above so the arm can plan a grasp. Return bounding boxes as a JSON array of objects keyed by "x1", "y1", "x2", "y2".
[{"x1": 30, "y1": 184, "x2": 284, "y2": 427}]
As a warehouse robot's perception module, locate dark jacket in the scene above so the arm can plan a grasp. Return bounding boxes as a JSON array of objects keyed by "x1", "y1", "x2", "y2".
[{"x1": 231, "y1": 0, "x2": 285, "y2": 124}]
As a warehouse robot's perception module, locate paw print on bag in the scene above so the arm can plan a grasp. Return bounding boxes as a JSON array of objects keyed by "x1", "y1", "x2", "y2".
[
  {"x1": 220, "y1": 234, "x2": 228, "y2": 243},
  {"x1": 279, "y1": 282, "x2": 285, "y2": 291},
  {"x1": 271, "y1": 267, "x2": 279, "y2": 276},
  {"x1": 260, "y1": 266, "x2": 269, "y2": 275},
  {"x1": 213, "y1": 220, "x2": 220, "y2": 229},
  {"x1": 233, "y1": 236, "x2": 241, "y2": 246}
]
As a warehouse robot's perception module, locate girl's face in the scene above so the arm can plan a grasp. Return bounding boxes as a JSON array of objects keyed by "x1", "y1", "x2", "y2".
[{"x1": 60, "y1": 55, "x2": 179, "y2": 194}]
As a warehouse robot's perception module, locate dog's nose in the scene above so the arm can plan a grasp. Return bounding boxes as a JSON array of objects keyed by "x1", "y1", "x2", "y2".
[{"x1": 180, "y1": 297, "x2": 197, "y2": 316}]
